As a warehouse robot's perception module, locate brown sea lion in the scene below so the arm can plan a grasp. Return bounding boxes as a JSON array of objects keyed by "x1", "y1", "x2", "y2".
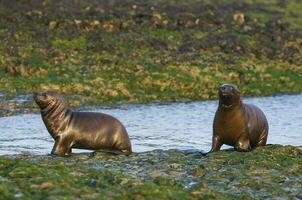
[
  {"x1": 33, "y1": 91, "x2": 132, "y2": 156},
  {"x1": 210, "y1": 84, "x2": 269, "y2": 152}
]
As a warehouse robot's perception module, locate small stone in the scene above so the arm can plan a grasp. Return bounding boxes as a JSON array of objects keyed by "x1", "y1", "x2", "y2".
[
  {"x1": 48, "y1": 21, "x2": 57, "y2": 29},
  {"x1": 168, "y1": 163, "x2": 180, "y2": 169},
  {"x1": 192, "y1": 165, "x2": 206, "y2": 177},
  {"x1": 40, "y1": 182, "x2": 55, "y2": 190},
  {"x1": 88, "y1": 179, "x2": 97, "y2": 187},
  {"x1": 243, "y1": 25, "x2": 252, "y2": 31},
  {"x1": 233, "y1": 13, "x2": 245, "y2": 25}
]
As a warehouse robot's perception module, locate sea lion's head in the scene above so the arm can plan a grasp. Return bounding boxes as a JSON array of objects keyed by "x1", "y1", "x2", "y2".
[
  {"x1": 33, "y1": 91, "x2": 66, "y2": 110},
  {"x1": 218, "y1": 83, "x2": 241, "y2": 108}
]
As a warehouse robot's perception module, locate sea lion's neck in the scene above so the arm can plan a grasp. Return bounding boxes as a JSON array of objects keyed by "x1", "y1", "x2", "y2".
[
  {"x1": 218, "y1": 99, "x2": 242, "y2": 112},
  {"x1": 41, "y1": 102, "x2": 71, "y2": 139}
]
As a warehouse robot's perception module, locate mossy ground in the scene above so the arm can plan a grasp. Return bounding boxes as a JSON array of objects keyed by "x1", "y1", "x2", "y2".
[
  {"x1": 0, "y1": 145, "x2": 301, "y2": 199},
  {"x1": 0, "y1": 0, "x2": 302, "y2": 111}
]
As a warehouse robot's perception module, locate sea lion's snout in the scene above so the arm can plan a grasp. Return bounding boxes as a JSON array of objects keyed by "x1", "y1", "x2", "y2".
[
  {"x1": 218, "y1": 84, "x2": 241, "y2": 108},
  {"x1": 219, "y1": 85, "x2": 226, "y2": 91},
  {"x1": 33, "y1": 92, "x2": 38, "y2": 100},
  {"x1": 33, "y1": 92, "x2": 55, "y2": 109},
  {"x1": 219, "y1": 84, "x2": 235, "y2": 97},
  {"x1": 219, "y1": 85, "x2": 230, "y2": 95},
  {"x1": 33, "y1": 92, "x2": 46, "y2": 101},
  {"x1": 33, "y1": 92, "x2": 42, "y2": 99},
  {"x1": 33, "y1": 92, "x2": 41, "y2": 102}
]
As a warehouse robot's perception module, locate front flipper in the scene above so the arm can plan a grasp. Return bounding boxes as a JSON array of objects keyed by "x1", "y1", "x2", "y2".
[
  {"x1": 209, "y1": 135, "x2": 223, "y2": 153},
  {"x1": 235, "y1": 133, "x2": 251, "y2": 152},
  {"x1": 51, "y1": 136, "x2": 72, "y2": 157}
]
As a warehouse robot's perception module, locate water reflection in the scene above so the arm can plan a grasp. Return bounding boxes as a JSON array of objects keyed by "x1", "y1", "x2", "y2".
[{"x1": 0, "y1": 94, "x2": 301, "y2": 155}]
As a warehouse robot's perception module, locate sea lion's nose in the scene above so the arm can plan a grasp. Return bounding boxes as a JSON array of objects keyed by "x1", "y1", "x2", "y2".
[{"x1": 33, "y1": 92, "x2": 42, "y2": 99}]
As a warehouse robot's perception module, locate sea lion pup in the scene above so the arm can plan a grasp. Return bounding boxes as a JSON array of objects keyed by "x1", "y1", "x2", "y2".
[
  {"x1": 210, "y1": 84, "x2": 269, "y2": 152},
  {"x1": 33, "y1": 91, "x2": 132, "y2": 157}
]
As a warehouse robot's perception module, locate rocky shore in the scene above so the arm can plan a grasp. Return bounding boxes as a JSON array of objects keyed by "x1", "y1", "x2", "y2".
[{"x1": 1, "y1": 145, "x2": 301, "y2": 199}]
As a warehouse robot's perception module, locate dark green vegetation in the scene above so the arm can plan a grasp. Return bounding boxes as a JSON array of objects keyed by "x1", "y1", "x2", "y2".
[
  {"x1": 0, "y1": 145, "x2": 301, "y2": 199},
  {"x1": 0, "y1": 0, "x2": 302, "y2": 110}
]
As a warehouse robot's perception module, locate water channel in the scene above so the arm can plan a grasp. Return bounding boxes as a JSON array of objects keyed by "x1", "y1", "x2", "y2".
[{"x1": 0, "y1": 94, "x2": 301, "y2": 155}]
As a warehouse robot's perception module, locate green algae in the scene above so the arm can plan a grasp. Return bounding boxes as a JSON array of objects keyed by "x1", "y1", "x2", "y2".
[
  {"x1": 0, "y1": 0, "x2": 302, "y2": 110},
  {"x1": 0, "y1": 145, "x2": 301, "y2": 199}
]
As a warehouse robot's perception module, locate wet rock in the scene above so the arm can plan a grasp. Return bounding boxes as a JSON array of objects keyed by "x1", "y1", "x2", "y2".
[
  {"x1": 192, "y1": 165, "x2": 206, "y2": 178},
  {"x1": 1, "y1": 145, "x2": 301, "y2": 199},
  {"x1": 153, "y1": 176, "x2": 179, "y2": 186},
  {"x1": 39, "y1": 182, "x2": 55, "y2": 190},
  {"x1": 147, "y1": 37, "x2": 169, "y2": 50},
  {"x1": 168, "y1": 163, "x2": 180, "y2": 169},
  {"x1": 0, "y1": 184, "x2": 12, "y2": 199}
]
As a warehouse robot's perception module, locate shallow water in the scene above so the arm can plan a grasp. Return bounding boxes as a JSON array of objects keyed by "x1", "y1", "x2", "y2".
[{"x1": 0, "y1": 94, "x2": 301, "y2": 155}]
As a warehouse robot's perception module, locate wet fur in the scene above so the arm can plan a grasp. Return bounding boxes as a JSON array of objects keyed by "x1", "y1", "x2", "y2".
[
  {"x1": 210, "y1": 84, "x2": 269, "y2": 152},
  {"x1": 34, "y1": 91, "x2": 132, "y2": 157}
]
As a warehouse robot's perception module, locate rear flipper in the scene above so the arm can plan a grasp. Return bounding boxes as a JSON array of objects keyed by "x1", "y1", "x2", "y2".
[
  {"x1": 92, "y1": 149, "x2": 132, "y2": 156},
  {"x1": 121, "y1": 149, "x2": 132, "y2": 156},
  {"x1": 256, "y1": 128, "x2": 268, "y2": 147}
]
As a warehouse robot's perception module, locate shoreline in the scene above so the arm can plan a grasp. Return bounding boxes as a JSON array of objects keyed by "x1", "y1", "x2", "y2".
[
  {"x1": 1, "y1": 145, "x2": 301, "y2": 199},
  {"x1": 0, "y1": 143, "x2": 301, "y2": 157},
  {"x1": 1, "y1": 92, "x2": 302, "y2": 117}
]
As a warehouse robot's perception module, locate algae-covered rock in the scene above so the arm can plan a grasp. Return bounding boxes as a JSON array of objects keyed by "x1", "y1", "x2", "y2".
[
  {"x1": 1, "y1": 0, "x2": 302, "y2": 110},
  {"x1": 0, "y1": 145, "x2": 301, "y2": 199},
  {"x1": 0, "y1": 183, "x2": 14, "y2": 200}
]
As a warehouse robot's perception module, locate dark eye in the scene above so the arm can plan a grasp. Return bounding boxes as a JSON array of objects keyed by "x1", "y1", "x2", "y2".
[{"x1": 43, "y1": 93, "x2": 48, "y2": 97}]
